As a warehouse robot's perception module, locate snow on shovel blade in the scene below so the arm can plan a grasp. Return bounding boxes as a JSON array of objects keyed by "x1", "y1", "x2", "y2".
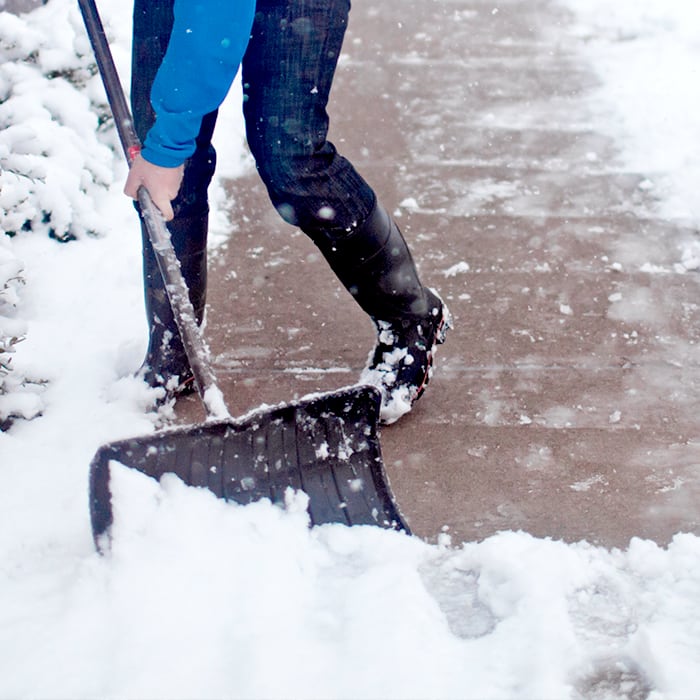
[{"x1": 89, "y1": 385, "x2": 410, "y2": 549}]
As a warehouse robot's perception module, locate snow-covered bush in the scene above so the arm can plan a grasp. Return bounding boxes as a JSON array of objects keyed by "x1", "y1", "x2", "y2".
[
  {"x1": 0, "y1": 1, "x2": 124, "y2": 241},
  {"x1": 0, "y1": 240, "x2": 23, "y2": 370},
  {"x1": 0, "y1": 236, "x2": 37, "y2": 428},
  {"x1": 0, "y1": 0, "x2": 129, "y2": 423}
]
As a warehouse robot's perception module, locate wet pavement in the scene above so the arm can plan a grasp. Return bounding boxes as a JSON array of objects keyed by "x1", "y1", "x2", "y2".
[{"x1": 173, "y1": 0, "x2": 700, "y2": 548}]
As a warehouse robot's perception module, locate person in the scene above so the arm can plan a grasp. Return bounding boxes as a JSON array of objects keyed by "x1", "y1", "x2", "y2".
[{"x1": 125, "y1": 0, "x2": 452, "y2": 425}]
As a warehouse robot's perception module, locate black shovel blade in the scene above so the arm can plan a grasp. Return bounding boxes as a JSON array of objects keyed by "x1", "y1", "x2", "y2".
[{"x1": 89, "y1": 385, "x2": 409, "y2": 549}]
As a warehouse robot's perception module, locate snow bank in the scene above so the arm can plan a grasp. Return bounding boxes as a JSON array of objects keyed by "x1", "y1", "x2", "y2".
[
  {"x1": 564, "y1": 0, "x2": 700, "y2": 224},
  {"x1": 2, "y1": 471, "x2": 700, "y2": 698}
]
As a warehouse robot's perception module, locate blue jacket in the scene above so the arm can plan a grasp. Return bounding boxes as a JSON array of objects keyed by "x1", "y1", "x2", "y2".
[{"x1": 141, "y1": 0, "x2": 256, "y2": 168}]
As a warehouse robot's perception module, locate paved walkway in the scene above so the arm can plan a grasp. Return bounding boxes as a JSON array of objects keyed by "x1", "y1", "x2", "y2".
[{"x1": 176, "y1": 0, "x2": 700, "y2": 548}]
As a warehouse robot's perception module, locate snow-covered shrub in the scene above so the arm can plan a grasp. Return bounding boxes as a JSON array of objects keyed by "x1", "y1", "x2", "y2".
[
  {"x1": 0, "y1": 239, "x2": 23, "y2": 373},
  {"x1": 0, "y1": 0, "x2": 129, "y2": 425},
  {"x1": 0, "y1": 236, "x2": 41, "y2": 428},
  {"x1": 0, "y1": 0, "x2": 124, "y2": 241}
]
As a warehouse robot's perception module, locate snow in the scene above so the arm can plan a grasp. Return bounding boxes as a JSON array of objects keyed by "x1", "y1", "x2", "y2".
[
  {"x1": 1, "y1": 0, "x2": 700, "y2": 698},
  {"x1": 564, "y1": 0, "x2": 700, "y2": 224}
]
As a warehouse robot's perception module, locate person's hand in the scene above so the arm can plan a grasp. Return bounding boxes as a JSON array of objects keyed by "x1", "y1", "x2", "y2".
[{"x1": 124, "y1": 154, "x2": 184, "y2": 221}]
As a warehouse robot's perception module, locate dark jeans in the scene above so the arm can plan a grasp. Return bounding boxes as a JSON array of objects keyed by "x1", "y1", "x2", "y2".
[{"x1": 131, "y1": 0, "x2": 376, "y2": 235}]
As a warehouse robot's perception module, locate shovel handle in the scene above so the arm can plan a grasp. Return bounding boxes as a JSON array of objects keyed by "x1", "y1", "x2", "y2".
[{"x1": 78, "y1": 0, "x2": 229, "y2": 420}]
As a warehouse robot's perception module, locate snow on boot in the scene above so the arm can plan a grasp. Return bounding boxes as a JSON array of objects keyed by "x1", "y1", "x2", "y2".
[{"x1": 361, "y1": 288, "x2": 452, "y2": 424}]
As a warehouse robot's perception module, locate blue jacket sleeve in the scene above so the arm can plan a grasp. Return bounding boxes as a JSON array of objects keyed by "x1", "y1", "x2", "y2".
[{"x1": 141, "y1": 0, "x2": 256, "y2": 168}]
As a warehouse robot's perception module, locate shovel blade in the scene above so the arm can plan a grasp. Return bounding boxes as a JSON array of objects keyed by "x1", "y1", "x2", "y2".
[{"x1": 89, "y1": 385, "x2": 409, "y2": 548}]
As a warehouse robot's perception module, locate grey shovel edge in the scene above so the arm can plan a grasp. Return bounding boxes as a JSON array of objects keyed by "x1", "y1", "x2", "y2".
[{"x1": 78, "y1": 0, "x2": 410, "y2": 550}]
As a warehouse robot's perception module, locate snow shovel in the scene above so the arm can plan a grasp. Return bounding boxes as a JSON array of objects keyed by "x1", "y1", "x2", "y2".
[{"x1": 79, "y1": 0, "x2": 409, "y2": 550}]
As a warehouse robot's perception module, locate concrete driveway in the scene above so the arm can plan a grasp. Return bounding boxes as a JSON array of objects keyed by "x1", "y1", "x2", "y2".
[{"x1": 172, "y1": 0, "x2": 700, "y2": 548}]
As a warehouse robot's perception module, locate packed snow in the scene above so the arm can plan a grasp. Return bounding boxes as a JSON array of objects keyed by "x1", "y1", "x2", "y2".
[{"x1": 1, "y1": 0, "x2": 700, "y2": 698}]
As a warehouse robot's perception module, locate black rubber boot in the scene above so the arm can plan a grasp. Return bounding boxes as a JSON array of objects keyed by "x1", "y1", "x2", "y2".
[
  {"x1": 310, "y1": 202, "x2": 429, "y2": 320},
  {"x1": 138, "y1": 214, "x2": 208, "y2": 399},
  {"x1": 310, "y1": 202, "x2": 452, "y2": 424}
]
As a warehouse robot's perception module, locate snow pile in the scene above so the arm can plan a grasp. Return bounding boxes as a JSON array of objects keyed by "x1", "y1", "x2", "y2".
[
  {"x1": 564, "y1": 0, "x2": 700, "y2": 224},
  {"x1": 2, "y1": 467, "x2": 700, "y2": 698}
]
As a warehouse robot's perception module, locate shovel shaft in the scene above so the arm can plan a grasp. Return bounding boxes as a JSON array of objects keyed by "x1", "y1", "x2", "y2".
[
  {"x1": 136, "y1": 191, "x2": 228, "y2": 419},
  {"x1": 78, "y1": 0, "x2": 229, "y2": 420}
]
